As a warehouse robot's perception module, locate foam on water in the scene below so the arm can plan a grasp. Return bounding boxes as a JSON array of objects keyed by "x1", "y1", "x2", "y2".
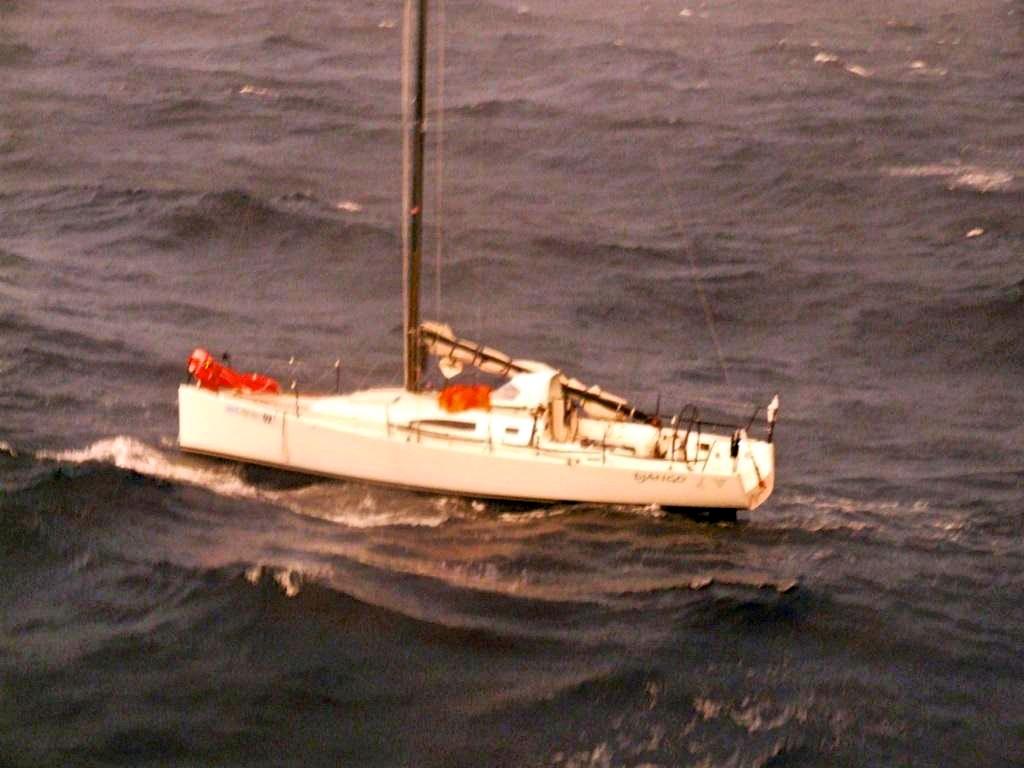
[
  {"x1": 30, "y1": 438, "x2": 799, "y2": 598},
  {"x1": 812, "y1": 50, "x2": 871, "y2": 78},
  {"x1": 37, "y1": 436, "x2": 453, "y2": 529},
  {"x1": 276, "y1": 483, "x2": 454, "y2": 528},
  {"x1": 769, "y1": 491, "x2": 960, "y2": 541},
  {"x1": 243, "y1": 563, "x2": 327, "y2": 598},
  {"x1": 884, "y1": 163, "x2": 1015, "y2": 192},
  {"x1": 909, "y1": 59, "x2": 947, "y2": 77},
  {"x1": 39, "y1": 436, "x2": 256, "y2": 498},
  {"x1": 237, "y1": 84, "x2": 277, "y2": 99}
]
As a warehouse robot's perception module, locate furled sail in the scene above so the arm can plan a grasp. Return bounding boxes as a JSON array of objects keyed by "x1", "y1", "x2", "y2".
[{"x1": 419, "y1": 321, "x2": 646, "y2": 421}]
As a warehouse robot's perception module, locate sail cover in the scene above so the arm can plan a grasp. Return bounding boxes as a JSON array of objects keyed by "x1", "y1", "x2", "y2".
[{"x1": 419, "y1": 321, "x2": 643, "y2": 420}]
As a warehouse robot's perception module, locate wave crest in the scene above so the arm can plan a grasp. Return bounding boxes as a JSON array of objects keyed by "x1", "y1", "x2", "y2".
[{"x1": 37, "y1": 436, "x2": 454, "y2": 529}]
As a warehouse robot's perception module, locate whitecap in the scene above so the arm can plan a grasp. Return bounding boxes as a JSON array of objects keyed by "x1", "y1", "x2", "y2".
[
  {"x1": 694, "y1": 696, "x2": 724, "y2": 720},
  {"x1": 498, "y1": 506, "x2": 571, "y2": 523},
  {"x1": 238, "y1": 84, "x2": 275, "y2": 98},
  {"x1": 39, "y1": 436, "x2": 452, "y2": 529},
  {"x1": 39, "y1": 436, "x2": 256, "y2": 499},
  {"x1": 909, "y1": 60, "x2": 947, "y2": 77},
  {"x1": 244, "y1": 565, "x2": 262, "y2": 585},
  {"x1": 812, "y1": 51, "x2": 870, "y2": 78},
  {"x1": 731, "y1": 698, "x2": 809, "y2": 734},
  {"x1": 244, "y1": 564, "x2": 330, "y2": 598},
  {"x1": 252, "y1": 482, "x2": 452, "y2": 529},
  {"x1": 273, "y1": 568, "x2": 302, "y2": 597},
  {"x1": 883, "y1": 162, "x2": 1013, "y2": 192},
  {"x1": 949, "y1": 169, "x2": 1013, "y2": 192}
]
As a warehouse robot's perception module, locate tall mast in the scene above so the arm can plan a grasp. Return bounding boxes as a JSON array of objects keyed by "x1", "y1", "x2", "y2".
[{"x1": 402, "y1": 0, "x2": 428, "y2": 392}]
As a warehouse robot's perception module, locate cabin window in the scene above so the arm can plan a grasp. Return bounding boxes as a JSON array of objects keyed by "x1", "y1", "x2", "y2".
[
  {"x1": 493, "y1": 383, "x2": 520, "y2": 400},
  {"x1": 414, "y1": 419, "x2": 477, "y2": 431}
]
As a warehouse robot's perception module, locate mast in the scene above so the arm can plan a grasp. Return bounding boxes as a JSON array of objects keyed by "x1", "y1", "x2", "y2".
[{"x1": 402, "y1": 0, "x2": 428, "y2": 391}]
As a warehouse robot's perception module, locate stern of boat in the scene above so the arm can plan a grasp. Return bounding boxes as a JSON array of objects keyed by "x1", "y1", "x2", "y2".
[{"x1": 739, "y1": 437, "x2": 775, "y2": 510}]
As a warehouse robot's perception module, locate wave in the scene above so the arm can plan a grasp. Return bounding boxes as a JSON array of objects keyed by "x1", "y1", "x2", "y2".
[
  {"x1": 1, "y1": 464, "x2": 492, "y2": 639},
  {"x1": 846, "y1": 283, "x2": 1024, "y2": 373},
  {"x1": 0, "y1": 185, "x2": 176, "y2": 236},
  {"x1": 21, "y1": 437, "x2": 803, "y2": 604},
  {"x1": 769, "y1": 490, "x2": 909, "y2": 532},
  {"x1": 679, "y1": 583, "x2": 808, "y2": 634},
  {"x1": 605, "y1": 112, "x2": 700, "y2": 131},
  {"x1": 0, "y1": 247, "x2": 30, "y2": 284},
  {"x1": 0, "y1": 462, "x2": 176, "y2": 569},
  {"x1": 811, "y1": 50, "x2": 873, "y2": 79},
  {"x1": 156, "y1": 189, "x2": 392, "y2": 253},
  {"x1": 883, "y1": 19, "x2": 928, "y2": 35},
  {"x1": 158, "y1": 189, "x2": 293, "y2": 243},
  {"x1": 39, "y1": 437, "x2": 252, "y2": 498},
  {"x1": 490, "y1": 664, "x2": 815, "y2": 768},
  {"x1": 260, "y1": 33, "x2": 325, "y2": 52},
  {"x1": 134, "y1": 96, "x2": 233, "y2": 129},
  {"x1": 2, "y1": 475, "x2": 600, "y2": 654},
  {"x1": 450, "y1": 97, "x2": 563, "y2": 121},
  {"x1": 0, "y1": 41, "x2": 34, "y2": 66},
  {"x1": 765, "y1": 487, "x2": 1003, "y2": 560},
  {"x1": 1, "y1": 539, "x2": 572, "y2": 766},
  {"x1": 760, "y1": 39, "x2": 874, "y2": 79},
  {"x1": 768, "y1": 40, "x2": 957, "y2": 86},
  {"x1": 36, "y1": 436, "x2": 455, "y2": 530},
  {"x1": 0, "y1": 310, "x2": 180, "y2": 388},
  {"x1": 532, "y1": 234, "x2": 679, "y2": 268},
  {"x1": 1, "y1": 550, "x2": 419, "y2": 660},
  {"x1": 109, "y1": 4, "x2": 228, "y2": 27},
  {"x1": 884, "y1": 162, "x2": 1016, "y2": 193},
  {"x1": 111, "y1": 298, "x2": 237, "y2": 328}
]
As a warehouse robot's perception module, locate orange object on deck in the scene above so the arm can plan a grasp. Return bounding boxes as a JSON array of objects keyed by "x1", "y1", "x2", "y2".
[
  {"x1": 438, "y1": 383, "x2": 492, "y2": 412},
  {"x1": 186, "y1": 348, "x2": 281, "y2": 394}
]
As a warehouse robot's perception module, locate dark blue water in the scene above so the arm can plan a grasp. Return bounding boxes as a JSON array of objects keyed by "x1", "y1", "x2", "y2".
[{"x1": 2, "y1": 1, "x2": 1022, "y2": 765}]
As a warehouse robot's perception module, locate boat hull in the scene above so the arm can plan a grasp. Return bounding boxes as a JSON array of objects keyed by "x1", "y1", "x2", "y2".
[{"x1": 178, "y1": 385, "x2": 774, "y2": 510}]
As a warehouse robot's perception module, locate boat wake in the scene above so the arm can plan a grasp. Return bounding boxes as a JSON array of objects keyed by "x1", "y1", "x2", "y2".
[
  {"x1": 32, "y1": 437, "x2": 799, "y2": 601},
  {"x1": 37, "y1": 436, "x2": 456, "y2": 529},
  {"x1": 39, "y1": 436, "x2": 258, "y2": 500}
]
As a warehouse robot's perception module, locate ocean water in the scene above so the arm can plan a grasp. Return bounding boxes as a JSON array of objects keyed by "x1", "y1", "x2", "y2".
[{"x1": 1, "y1": 0, "x2": 1022, "y2": 765}]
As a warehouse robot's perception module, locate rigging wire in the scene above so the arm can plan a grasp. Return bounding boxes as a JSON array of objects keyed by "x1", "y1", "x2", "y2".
[
  {"x1": 653, "y1": 152, "x2": 732, "y2": 389},
  {"x1": 400, "y1": 0, "x2": 413, "y2": 344},
  {"x1": 431, "y1": 0, "x2": 447, "y2": 319}
]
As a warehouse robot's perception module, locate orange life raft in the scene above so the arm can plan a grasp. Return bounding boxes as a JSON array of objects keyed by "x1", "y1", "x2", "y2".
[
  {"x1": 186, "y1": 348, "x2": 282, "y2": 394},
  {"x1": 438, "y1": 383, "x2": 492, "y2": 412}
]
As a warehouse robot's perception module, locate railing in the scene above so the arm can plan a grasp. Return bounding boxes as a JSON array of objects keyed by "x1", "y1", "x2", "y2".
[
  {"x1": 186, "y1": 350, "x2": 777, "y2": 446},
  {"x1": 653, "y1": 401, "x2": 773, "y2": 443}
]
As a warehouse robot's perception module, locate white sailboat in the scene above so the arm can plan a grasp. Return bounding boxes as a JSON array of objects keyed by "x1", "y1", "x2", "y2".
[{"x1": 177, "y1": 0, "x2": 779, "y2": 513}]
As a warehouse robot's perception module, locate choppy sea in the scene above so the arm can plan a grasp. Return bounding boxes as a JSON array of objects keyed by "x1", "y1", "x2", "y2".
[{"x1": 2, "y1": 1, "x2": 1022, "y2": 765}]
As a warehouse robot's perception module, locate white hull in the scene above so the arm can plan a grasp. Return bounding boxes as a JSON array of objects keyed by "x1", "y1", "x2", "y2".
[{"x1": 178, "y1": 384, "x2": 775, "y2": 510}]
